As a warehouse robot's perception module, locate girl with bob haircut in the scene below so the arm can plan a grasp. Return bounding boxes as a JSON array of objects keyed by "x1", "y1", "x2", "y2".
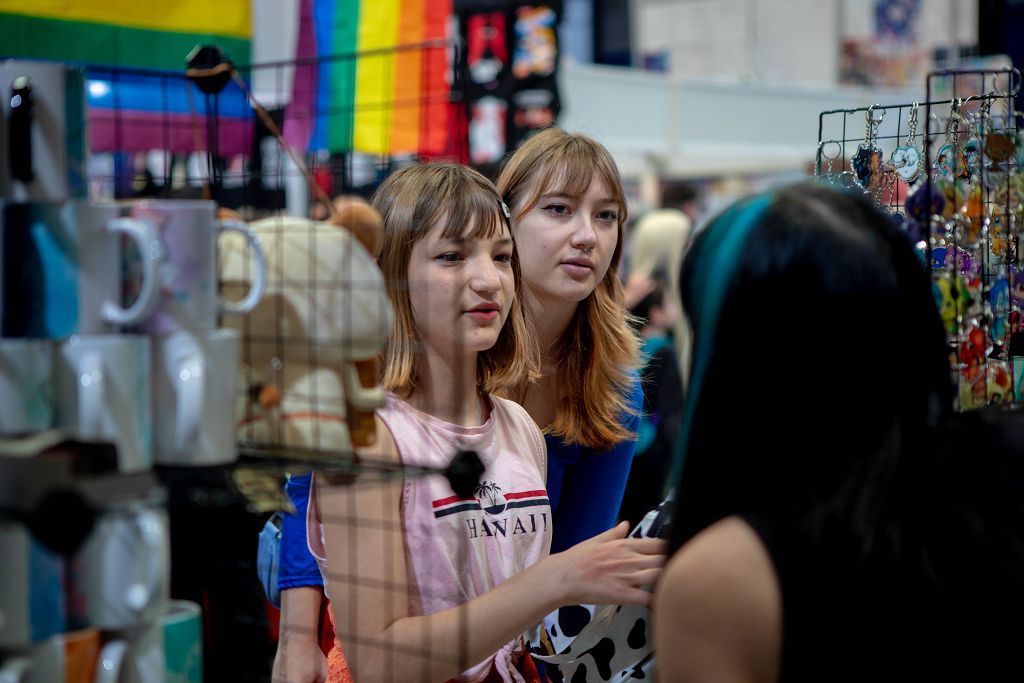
[
  {"x1": 497, "y1": 127, "x2": 644, "y2": 553},
  {"x1": 655, "y1": 183, "x2": 1024, "y2": 681},
  {"x1": 309, "y1": 162, "x2": 664, "y2": 683},
  {"x1": 375, "y1": 163, "x2": 535, "y2": 399}
]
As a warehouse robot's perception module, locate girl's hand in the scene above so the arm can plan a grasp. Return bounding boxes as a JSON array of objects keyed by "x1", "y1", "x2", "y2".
[
  {"x1": 546, "y1": 521, "x2": 666, "y2": 608},
  {"x1": 272, "y1": 629, "x2": 328, "y2": 683}
]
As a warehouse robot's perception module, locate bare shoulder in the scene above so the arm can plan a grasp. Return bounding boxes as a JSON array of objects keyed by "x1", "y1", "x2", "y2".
[
  {"x1": 359, "y1": 413, "x2": 400, "y2": 463},
  {"x1": 318, "y1": 414, "x2": 399, "y2": 493},
  {"x1": 654, "y1": 516, "x2": 781, "y2": 683}
]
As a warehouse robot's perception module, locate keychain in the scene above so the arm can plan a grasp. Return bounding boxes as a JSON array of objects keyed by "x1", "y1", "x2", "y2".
[
  {"x1": 934, "y1": 99, "x2": 967, "y2": 180},
  {"x1": 890, "y1": 102, "x2": 922, "y2": 184},
  {"x1": 852, "y1": 105, "x2": 885, "y2": 191}
]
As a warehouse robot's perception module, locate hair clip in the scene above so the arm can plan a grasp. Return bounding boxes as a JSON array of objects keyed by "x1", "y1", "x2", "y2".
[{"x1": 500, "y1": 201, "x2": 511, "y2": 219}]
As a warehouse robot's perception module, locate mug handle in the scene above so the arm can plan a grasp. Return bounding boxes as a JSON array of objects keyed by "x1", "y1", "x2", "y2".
[
  {"x1": 217, "y1": 219, "x2": 266, "y2": 316},
  {"x1": 131, "y1": 510, "x2": 167, "y2": 619},
  {"x1": 93, "y1": 639, "x2": 127, "y2": 683},
  {"x1": 173, "y1": 351, "x2": 205, "y2": 453},
  {"x1": 79, "y1": 352, "x2": 105, "y2": 437},
  {"x1": 102, "y1": 217, "x2": 162, "y2": 327}
]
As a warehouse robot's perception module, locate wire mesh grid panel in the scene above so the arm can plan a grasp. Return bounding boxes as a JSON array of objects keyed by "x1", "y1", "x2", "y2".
[
  {"x1": 923, "y1": 68, "x2": 1023, "y2": 412},
  {"x1": 77, "y1": 37, "x2": 503, "y2": 680},
  {"x1": 816, "y1": 100, "x2": 931, "y2": 216},
  {"x1": 289, "y1": 447, "x2": 536, "y2": 679},
  {"x1": 816, "y1": 67, "x2": 1024, "y2": 412}
]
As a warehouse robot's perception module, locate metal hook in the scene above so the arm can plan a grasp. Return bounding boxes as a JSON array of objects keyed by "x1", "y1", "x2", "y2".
[
  {"x1": 905, "y1": 102, "x2": 919, "y2": 144},
  {"x1": 865, "y1": 105, "x2": 884, "y2": 145}
]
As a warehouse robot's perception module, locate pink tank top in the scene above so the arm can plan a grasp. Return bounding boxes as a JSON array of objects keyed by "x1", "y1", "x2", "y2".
[{"x1": 308, "y1": 392, "x2": 551, "y2": 682}]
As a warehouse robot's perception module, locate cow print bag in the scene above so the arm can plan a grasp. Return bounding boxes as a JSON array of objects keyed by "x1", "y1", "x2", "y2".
[{"x1": 524, "y1": 496, "x2": 673, "y2": 682}]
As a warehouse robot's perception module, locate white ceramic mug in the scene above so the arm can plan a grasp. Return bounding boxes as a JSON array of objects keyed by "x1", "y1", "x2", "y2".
[
  {"x1": 122, "y1": 200, "x2": 265, "y2": 334},
  {"x1": 69, "y1": 496, "x2": 169, "y2": 632},
  {"x1": 54, "y1": 334, "x2": 152, "y2": 473},
  {"x1": 152, "y1": 328, "x2": 240, "y2": 465},
  {"x1": 1, "y1": 201, "x2": 161, "y2": 338},
  {"x1": 0, "y1": 522, "x2": 65, "y2": 649},
  {"x1": 0, "y1": 339, "x2": 53, "y2": 434}
]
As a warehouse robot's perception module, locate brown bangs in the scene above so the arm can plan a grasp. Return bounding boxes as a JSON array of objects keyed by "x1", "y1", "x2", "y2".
[
  {"x1": 416, "y1": 167, "x2": 510, "y2": 242},
  {"x1": 507, "y1": 131, "x2": 629, "y2": 230}
]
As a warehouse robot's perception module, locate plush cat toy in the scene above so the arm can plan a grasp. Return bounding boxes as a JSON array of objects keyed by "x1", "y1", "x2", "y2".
[{"x1": 220, "y1": 205, "x2": 391, "y2": 455}]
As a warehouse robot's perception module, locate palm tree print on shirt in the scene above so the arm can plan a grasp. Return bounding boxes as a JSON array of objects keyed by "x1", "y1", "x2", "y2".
[{"x1": 475, "y1": 481, "x2": 506, "y2": 515}]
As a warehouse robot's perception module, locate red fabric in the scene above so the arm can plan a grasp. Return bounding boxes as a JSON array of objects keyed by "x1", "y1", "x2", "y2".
[
  {"x1": 325, "y1": 607, "x2": 354, "y2": 683},
  {"x1": 319, "y1": 596, "x2": 336, "y2": 656},
  {"x1": 265, "y1": 598, "x2": 280, "y2": 642}
]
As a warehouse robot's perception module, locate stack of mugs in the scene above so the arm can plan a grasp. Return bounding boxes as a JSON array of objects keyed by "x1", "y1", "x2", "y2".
[
  {"x1": 0, "y1": 494, "x2": 202, "y2": 683},
  {"x1": 0, "y1": 56, "x2": 267, "y2": 683},
  {"x1": 0, "y1": 197, "x2": 266, "y2": 682}
]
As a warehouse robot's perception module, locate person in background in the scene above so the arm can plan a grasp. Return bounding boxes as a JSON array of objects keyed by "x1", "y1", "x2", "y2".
[
  {"x1": 311, "y1": 162, "x2": 663, "y2": 682},
  {"x1": 617, "y1": 272, "x2": 684, "y2": 528},
  {"x1": 626, "y1": 181, "x2": 698, "y2": 385},
  {"x1": 496, "y1": 127, "x2": 644, "y2": 554},
  {"x1": 654, "y1": 183, "x2": 1024, "y2": 681},
  {"x1": 272, "y1": 471, "x2": 331, "y2": 683}
]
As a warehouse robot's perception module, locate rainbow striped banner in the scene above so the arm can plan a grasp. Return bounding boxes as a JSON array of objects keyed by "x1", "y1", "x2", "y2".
[
  {"x1": 298, "y1": 0, "x2": 453, "y2": 156},
  {"x1": 0, "y1": 0, "x2": 251, "y2": 70},
  {"x1": 1, "y1": 1, "x2": 454, "y2": 158},
  {"x1": 0, "y1": 1, "x2": 253, "y2": 156}
]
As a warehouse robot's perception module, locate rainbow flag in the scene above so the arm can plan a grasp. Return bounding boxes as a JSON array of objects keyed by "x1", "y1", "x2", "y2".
[
  {"x1": 0, "y1": 0, "x2": 253, "y2": 156},
  {"x1": 1, "y1": 1, "x2": 455, "y2": 158},
  {"x1": 296, "y1": 0, "x2": 453, "y2": 156},
  {"x1": 0, "y1": 0, "x2": 251, "y2": 71}
]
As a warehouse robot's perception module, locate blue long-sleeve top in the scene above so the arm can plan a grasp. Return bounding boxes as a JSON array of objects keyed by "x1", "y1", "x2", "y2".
[
  {"x1": 546, "y1": 376, "x2": 643, "y2": 553},
  {"x1": 277, "y1": 375, "x2": 643, "y2": 587}
]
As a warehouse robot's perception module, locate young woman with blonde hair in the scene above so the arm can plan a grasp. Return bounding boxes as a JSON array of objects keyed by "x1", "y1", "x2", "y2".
[{"x1": 496, "y1": 127, "x2": 645, "y2": 553}]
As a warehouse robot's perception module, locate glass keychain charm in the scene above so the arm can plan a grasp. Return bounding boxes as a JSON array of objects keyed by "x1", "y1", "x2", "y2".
[
  {"x1": 890, "y1": 102, "x2": 922, "y2": 184},
  {"x1": 934, "y1": 99, "x2": 965, "y2": 180},
  {"x1": 852, "y1": 105, "x2": 885, "y2": 190}
]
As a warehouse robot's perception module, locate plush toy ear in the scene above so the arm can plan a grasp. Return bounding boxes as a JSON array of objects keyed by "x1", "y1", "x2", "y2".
[
  {"x1": 330, "y1": 202, "x2": 383, "y2": 258},
  {"x1": 217, "y1": 206, "x2": 246, "y2": 222}
]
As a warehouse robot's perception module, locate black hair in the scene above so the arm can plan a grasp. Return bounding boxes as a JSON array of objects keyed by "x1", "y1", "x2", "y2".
[
  {"x1": 670, "y1": 183, "x2": 959, "y2": 557},
  {"x1": 661, "y1": 181, "x2": 698, "y2": 211},
  {"x1": 668, "y1": 179, "x2": 1024, "y2": 676}
]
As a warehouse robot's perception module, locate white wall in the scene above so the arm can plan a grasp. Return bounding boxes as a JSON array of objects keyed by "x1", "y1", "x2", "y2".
[
  {"x1": 632, "y1": 0, "x2": 979, "y2": 85},
  {"x1": 558, "y1": 60, "x2": 923, "y2": 178},
  {"x1": 633, "y1": 0, "x2": 841, "y2": 84}
]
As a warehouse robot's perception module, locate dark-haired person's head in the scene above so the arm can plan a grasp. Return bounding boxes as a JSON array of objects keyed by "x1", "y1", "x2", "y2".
[
  {"x1": 628, "y1": 272, "x2": 668, "y2": 329},
  {"x1": 660, "y1": 181, "x2": 698, "y2": 215},
  {"x1": 669, "y1": 182, "x2": 952, "y2": 555}
]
